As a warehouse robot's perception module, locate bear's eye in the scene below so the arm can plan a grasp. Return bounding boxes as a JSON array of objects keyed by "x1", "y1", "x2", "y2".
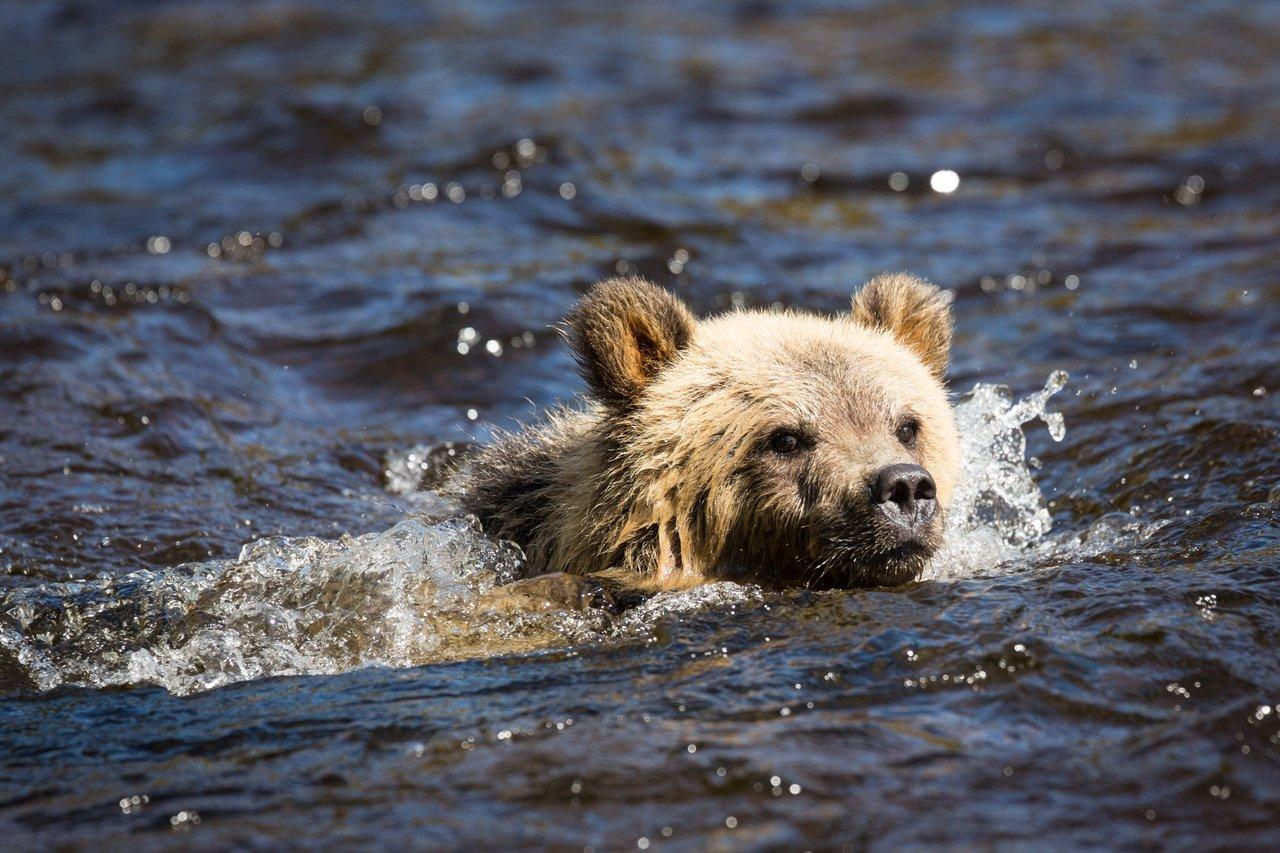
[
  {"x1": 896, "y1": 419, "x2": 920, "y2": 447},
  {"x1": 769, "y1": 431, "x2": 803, "y2": 455}
]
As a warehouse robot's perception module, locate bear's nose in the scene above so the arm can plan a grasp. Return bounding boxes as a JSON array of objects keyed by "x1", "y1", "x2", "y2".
[{"x1": 870, "y1": 464, "x2": 936, "y2": 513}]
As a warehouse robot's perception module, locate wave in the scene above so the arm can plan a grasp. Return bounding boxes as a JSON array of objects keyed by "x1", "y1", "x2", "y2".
[{"x1": 1, "y1": 374, "x2": 1072, "y2": 695}]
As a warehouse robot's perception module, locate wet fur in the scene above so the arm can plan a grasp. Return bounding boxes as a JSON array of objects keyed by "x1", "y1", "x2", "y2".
[{"x1": 460, "y1": 275, "x2": 959, "y2": 592}]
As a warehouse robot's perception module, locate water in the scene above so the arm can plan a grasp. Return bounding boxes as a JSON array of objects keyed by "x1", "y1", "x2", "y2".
[
  {"x1": 2, "y1": 0, "x2": 1278, "y2": 848},
  {"x1": 0, "y1": 376, "x2": 1062, "y2": 696}
]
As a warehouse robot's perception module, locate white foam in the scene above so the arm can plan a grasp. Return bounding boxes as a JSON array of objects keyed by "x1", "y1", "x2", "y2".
[
  {"x1": 925, "y1": 371, "x2": 1068, "y2": 580},
  {"x1": 2, "y1": 517, "x2": 524, "y2": 694}
]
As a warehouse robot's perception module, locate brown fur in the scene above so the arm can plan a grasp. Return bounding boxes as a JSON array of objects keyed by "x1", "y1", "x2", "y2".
[
  {"x1": 459, "y1": 274, "x2": 960, "y2": 592},
  {"x1": 565, "y1": 277, "x2": 696, "y2": 407},
  {"x1": 850, "y1": 273, "x2": 953, "y2": 380}
]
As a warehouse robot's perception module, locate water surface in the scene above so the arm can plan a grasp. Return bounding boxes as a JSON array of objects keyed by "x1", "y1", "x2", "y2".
[{"x1": 1, "y1": 0, "x2": 1278, "y2": 848}]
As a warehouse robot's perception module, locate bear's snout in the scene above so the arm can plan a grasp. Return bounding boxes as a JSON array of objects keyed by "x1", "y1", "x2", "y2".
[{"x1": 869, "y1": 463, "x2": 938, "y2": 543}]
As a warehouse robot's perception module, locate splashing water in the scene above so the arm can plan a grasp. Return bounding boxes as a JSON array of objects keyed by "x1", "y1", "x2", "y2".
[
  {"x1": 0, "y1": 376, "x2": 1066, "y2": 696},
  {"x1": 2, "y1": 518, "x2": 524, "y2": 694},
  {"x1": 925, "y1": 370, "x2": 1068, "y2": 580}
]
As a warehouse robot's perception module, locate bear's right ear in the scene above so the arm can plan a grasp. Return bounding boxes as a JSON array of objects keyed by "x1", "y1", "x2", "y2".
[{"x1": 564, "y1": 277, "x2": 696, "y2": 408}]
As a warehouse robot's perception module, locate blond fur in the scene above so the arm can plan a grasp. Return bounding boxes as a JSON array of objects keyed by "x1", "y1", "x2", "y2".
[{"x1": 460, "y1": 274, "x2": 959, "y2": 592}]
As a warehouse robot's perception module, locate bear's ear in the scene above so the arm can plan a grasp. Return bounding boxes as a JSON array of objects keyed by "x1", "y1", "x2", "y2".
[
  {"x1": 565, "y1": 277, "x2": 696, "y2": 407},
  {"x1": 850, "y1": 273, "x2": 953, "y2": 380}
]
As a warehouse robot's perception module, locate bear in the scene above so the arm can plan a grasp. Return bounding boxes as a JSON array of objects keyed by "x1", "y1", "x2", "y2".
[{"x1": 459, "y1": 273, "x2": 959, "y2": 597}]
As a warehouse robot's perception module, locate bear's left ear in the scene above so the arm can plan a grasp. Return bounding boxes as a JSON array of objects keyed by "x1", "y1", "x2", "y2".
[
  {"x1": 564, "y1": 276, "x2": 696, "y2": 408},
  {"x1": 850, "y1": 273, "x2": 953, "y2": 380}
]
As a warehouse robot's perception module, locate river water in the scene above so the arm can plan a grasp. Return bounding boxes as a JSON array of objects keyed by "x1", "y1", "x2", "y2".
[{"x1": 1, "y1": 0, "x2": 1278, "y2": 849}]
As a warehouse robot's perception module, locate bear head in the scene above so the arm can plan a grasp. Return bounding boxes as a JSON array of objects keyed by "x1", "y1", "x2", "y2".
[{"x1": 565, "y1": 273, "x2": 959, "y2": 589}]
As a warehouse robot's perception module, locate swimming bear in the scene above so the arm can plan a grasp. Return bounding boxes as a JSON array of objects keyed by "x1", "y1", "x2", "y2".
[{"x1": 460, "y1": 273, "x2": 959, "y2": 598}]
